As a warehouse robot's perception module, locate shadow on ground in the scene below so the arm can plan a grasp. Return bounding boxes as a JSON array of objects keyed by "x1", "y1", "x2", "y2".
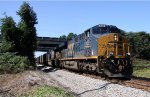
[
  {"x1": 40, "y1": 66, "x2": 59, "y2": 73},
  {"x1": 76, "y1": 83, "x2": 111, "y2": 96}
]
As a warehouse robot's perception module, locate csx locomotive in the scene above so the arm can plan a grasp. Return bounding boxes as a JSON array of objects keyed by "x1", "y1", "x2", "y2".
[{"x1": 36, "y1": 24, "x2": 133, "y2": 78}]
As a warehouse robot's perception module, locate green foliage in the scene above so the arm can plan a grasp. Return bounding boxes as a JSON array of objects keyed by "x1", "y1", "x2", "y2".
[
  {"x1": 0, "y1": 41, "x2": 13, "y2": 52},
  {"x1": 59, "y1": 35, "x2": 67, "y2": 40},
  {"x1": 60, "y1": 32, "x2": 77, "y2": 40},
  {"x1": 133, "y1": 68, "x2": 150, "y2": 78},
  {"x1": 0, "y1": 16, "x2": 16, "y2": 41},
  {"x1": 17, "y1": 2, "x2": 37, "y2": 26},
  {"x1": 0, "y1": 16, "x2": 23, "y2": 55},
  {"x1": 123, "y1": 31, "x2": 150, "y2": 60},
  {"x1": 20, "y1": 85, "x2": 73, "y2": 97},
  {"x1": 0, "y1": 16, "x2": 21, "y2": 53},
  {"x1": 0, "y1": 52, "x2": 30, "y2": 74},
  {"x1": 133, "y1": 59, "x2": 150, "y2": 78},
  {"x1": 67, "y1": 32, "x2": 77, "y2": 40},
  {"x1": 17, "y1": 1, "x2": 37, "y2": 67},
  {"x1": 140, "y1": 49, "x2": 150, "y2": 60},
  {"x1": 0, "y1": 1, "x2": 38, "y2": 72}
]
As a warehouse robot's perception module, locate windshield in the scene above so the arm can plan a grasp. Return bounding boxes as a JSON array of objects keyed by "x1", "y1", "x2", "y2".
[
  {"x1": 92, "y1": 25, "x2": 121, "y2": 34},
  {"x1": 93, "y1": 27, "x2": 100, "y2": 34},
  {"x1": 109, "y1": 27, "x2": 121, "y2": 33},
  {"x1": 93, "y1": 27, "x2": 107, "y2": 34},
  {"x1": 100, "y1": 27, "x2": 107, "y2": 32}
]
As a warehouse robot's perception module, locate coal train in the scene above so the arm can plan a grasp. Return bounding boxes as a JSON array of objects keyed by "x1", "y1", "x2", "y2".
[{"x1": 36, "y1": 24, "x2": 133, "y2": 78}]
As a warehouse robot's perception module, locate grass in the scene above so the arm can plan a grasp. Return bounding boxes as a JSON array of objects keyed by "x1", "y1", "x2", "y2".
[
  {"x1": 132, "y1": 58, "x2": 150, "y2": 66},
  {"x1": 132, "y1": 59, "x2": 150, "y2": 78},
  {"x1": 19, "y1": 85, "x2": 74, "y2": 97},
  {"x1": 133, "y1": 68, "x2": 150, "y2": 78}
]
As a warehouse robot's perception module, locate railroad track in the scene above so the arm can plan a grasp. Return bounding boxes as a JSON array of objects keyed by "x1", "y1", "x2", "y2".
[
  {"x1": 39, "y1": 65, "x2": 150, "y2": 92},
  {"x1": 120, "y1": 77, "x2": 150, "y2": 92},
  {"x1": 61, "y1": 69, "x2": 150, "y2": 92}
]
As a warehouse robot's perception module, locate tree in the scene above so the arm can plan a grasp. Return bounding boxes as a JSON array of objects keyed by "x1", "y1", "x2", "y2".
[
  {"x1": 0, "y1": 16, "x2": 21, "y2": 53},
  {"x1": 59, "y1": 32, "x2": 77, "y2": 40},
  {"x1": 59, "y1": 35, "x2": 67, "y2": 40},
  {"x1": 17, "y1": 1, "x2": 38, "y2": 67},
  {"x1": 124, "y1": 31, "x2": 150, "y2": 60},
  {"x1": 67, "y1": 32, "x2": 77, "y2": 40}
]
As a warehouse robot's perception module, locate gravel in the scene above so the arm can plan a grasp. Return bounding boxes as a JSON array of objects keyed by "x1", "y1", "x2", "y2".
[{"x1": 47, "y1": 69, "x2": 150, "y2": 97}]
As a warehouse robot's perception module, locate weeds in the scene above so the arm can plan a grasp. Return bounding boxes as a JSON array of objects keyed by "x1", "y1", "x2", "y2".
[
  {"x1": 133, "y1": 59, "x2": 150, "y2": 78},
  {"x1": 19, "y1": 85, "x2": 73, "y2": 97}
]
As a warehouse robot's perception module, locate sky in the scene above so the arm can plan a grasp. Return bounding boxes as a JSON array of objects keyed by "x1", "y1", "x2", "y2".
[{"x1": 0, "y1": 0, "x2": 150, "y2": 57}]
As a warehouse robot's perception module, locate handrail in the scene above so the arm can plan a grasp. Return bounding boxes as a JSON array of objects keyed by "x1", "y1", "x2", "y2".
[{"x1": 106, "y1": 42, "x2": 131, "y2": 57}]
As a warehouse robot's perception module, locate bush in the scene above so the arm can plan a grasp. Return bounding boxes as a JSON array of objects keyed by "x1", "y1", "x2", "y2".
[
  {"x1": 140, "y1": 49, "x2": 150, "y2": 60},
  {"x1": 0, "y1": 52, "x2": 30, "y2": 74}
]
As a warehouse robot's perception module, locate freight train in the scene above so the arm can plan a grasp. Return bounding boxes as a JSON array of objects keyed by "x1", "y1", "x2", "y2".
[{"x1": 36, "y1": 24, "x2": 133, "y2": 78}]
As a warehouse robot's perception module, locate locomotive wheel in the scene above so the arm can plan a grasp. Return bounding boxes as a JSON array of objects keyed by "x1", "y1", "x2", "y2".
[
  {"x1": 77, "y1": 62, "x2": 84, "y2": 73},
  {"x1": 96, "y1": 67, "x2": 104, "y2": 75},
  {"x1": 88, "y1": 63, "x2": 97, "y2": 74},
  {"x1": 51, "y1": 60, "x2": 55, "y2": 68},
  {"x1": 59, "y1": 61, "x2": 64, "y2": 69}
]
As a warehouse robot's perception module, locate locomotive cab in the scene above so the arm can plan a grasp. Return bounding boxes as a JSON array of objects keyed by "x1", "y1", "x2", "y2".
[{"x1": 97, "y1": 33, "x2": 133, "y2": 78}]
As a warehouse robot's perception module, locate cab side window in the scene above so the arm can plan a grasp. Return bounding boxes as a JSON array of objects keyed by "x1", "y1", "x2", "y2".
[{"x1": 85, "y1": 29, "x2": 90, "y2": 39}]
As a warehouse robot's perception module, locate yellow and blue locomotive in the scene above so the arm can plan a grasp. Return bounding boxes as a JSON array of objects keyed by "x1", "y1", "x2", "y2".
[{"x1": 37, "y1": 24, "x2": 133, "y2": 78}]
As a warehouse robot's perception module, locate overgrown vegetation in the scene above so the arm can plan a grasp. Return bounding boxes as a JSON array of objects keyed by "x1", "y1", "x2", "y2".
[
  {"x1": 0, "y1": 53, "x2": 30, "y2": 74},
  {"x1": 132, "y1": 59, "x2": 150, "y2": 78},
  {"x1": 19, "y1": 85, "x2": 73, "y2": 97},
  {"x1": 133, "y1": 68, "x2": 150, "y2": 78},
  {"x1": 0, "y1": 1, "x2": 37, "y2": 74}
]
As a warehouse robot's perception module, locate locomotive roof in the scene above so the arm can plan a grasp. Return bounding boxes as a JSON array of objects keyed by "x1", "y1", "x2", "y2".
[
  {"x1": 67, "y1": 24, "x2": 121, "y2": 43},
  {"x1": 84, "y1": 24, "x2": 118, "y2": 32}
]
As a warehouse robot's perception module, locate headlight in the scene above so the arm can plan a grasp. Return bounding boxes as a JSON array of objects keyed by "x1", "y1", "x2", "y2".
[
  {"x1": 109, "y1": 52, "x2": 114, "y2": 56},
  {"x1": 109, "y1": 52, "x2": 114, "y2": 59},
  {"x1": 126, "y1": 53, "x2": 130, "y2": 56},
  {"x1": 114, "y1": 34, "x2": 117, "y2": 41}
]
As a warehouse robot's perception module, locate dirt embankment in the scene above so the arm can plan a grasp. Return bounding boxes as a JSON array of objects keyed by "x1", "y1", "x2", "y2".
[{"x1": 0, "y1": 71, "x2": 60, "y2": 96}]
